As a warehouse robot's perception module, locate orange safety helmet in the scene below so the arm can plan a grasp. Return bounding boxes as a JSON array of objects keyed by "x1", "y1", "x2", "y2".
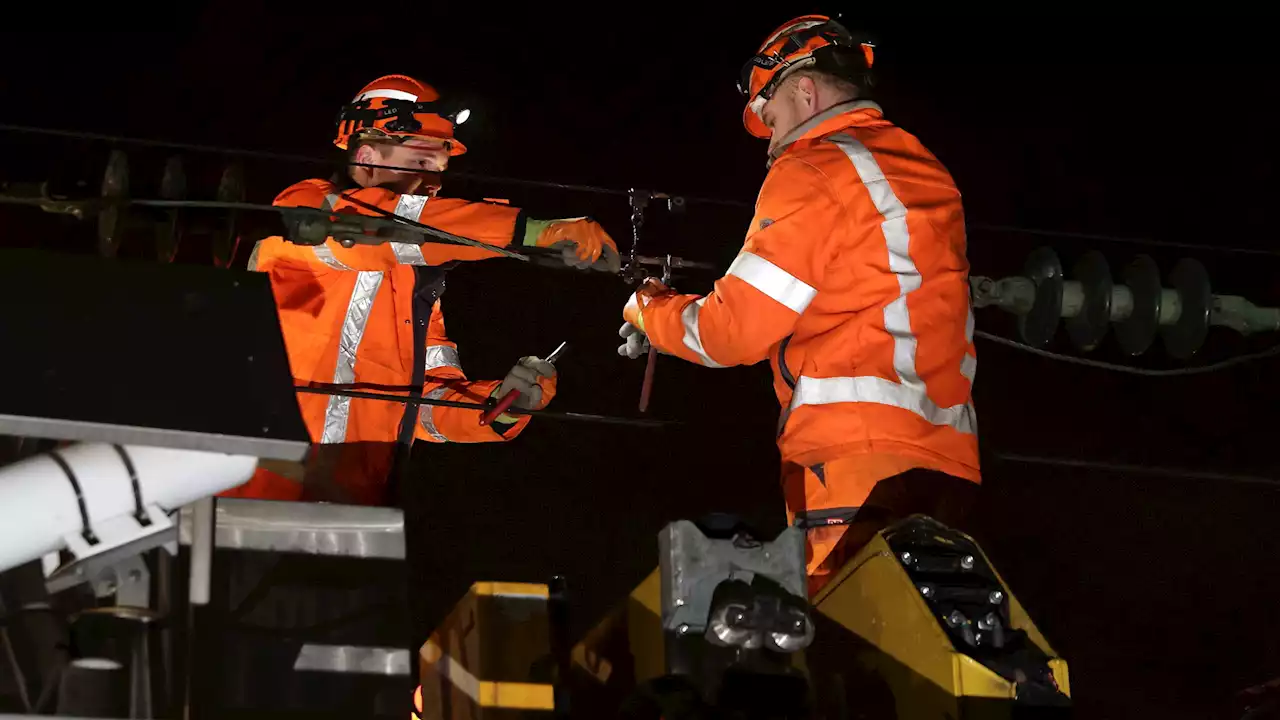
[
  {"x1": 738, "y1": 15, "x2": 875, "y2": 138},
  {"x1": 333, "y1": 74, "x2": 471, "y2": 156}
]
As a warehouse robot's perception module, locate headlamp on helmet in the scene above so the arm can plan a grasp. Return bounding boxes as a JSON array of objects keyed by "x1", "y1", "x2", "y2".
[{"x1": 336, "y1": 98, "x2": 470, "y2": 136}]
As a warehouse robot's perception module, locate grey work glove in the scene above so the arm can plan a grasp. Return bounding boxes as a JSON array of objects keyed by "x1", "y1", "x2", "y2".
[
  {"x1": 553, "y1": 240, "x2": 622, "y2": 274},
  {"x1": 497, "y1": 356, "x2": 558, "y2": 411},
  {"x1": 618, "y1": 322, "x2": 651, "y2": 360}
]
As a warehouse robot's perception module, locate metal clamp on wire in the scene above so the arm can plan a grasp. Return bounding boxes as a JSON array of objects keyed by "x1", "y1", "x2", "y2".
[
  {"x1": 623, "y1": 188, "x2": 649, "y2": 283},
  {"x1": 622, "y1": 188, "x2": 686, "y2": 284}
]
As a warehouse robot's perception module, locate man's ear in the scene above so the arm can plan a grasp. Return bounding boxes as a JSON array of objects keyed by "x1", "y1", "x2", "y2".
[
  {"x1": 354, "y1": 143, "x2": 378, "y2": 165},
  {"x1": 796, "y1": 75, "x2": 819, "y2": 109}
]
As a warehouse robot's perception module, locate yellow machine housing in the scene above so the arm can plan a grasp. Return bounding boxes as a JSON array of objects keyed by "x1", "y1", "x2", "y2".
[
  {"x1": 571, "y1": 516, "x2": 1071, "y2": 718},
  {"x1": 417, "y1": 582, "x2": 556, "y2": 719},
  {"x1": 806, "y1": 517, "x2": 1070, "y2": 717}
]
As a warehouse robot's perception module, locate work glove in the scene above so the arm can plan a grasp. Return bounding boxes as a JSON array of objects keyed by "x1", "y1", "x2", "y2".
[
  {"x1": 490, "y1": 356, "x2": 558, "y2": 423},
  {"x1": 618, "y1": 322, "x2": 650, "y2": 359},
  {"x1": 523, "y1": 218, "x2": 622, "y2": 273},
  {"x1": 619, "y1": 278, "x2": 675, "y2": 359}
]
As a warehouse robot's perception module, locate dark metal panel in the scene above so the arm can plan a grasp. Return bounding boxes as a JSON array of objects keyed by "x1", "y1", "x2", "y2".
[{"x1": 0, "y1": 249, "x2": 309, "y2": 459}]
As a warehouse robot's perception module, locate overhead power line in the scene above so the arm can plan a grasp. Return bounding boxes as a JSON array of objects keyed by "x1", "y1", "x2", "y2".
[
  {"x1": 974, "y1": 330, "x2": 1280, "y2": 376},
  {"x1": 4, "y1": 122, "x2": 1278, "y2": 257}
]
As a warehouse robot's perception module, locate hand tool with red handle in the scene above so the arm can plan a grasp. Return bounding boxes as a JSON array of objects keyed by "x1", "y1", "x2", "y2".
[{"x1": 479, "y1": 341, "x2": 569, "y2": 426}]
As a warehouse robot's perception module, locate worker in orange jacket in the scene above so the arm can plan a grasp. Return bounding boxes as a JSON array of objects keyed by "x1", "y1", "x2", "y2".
[
  {"x1": 620, "y1": 17, "x2": 980, "y2": 592},
  {"x1": 225, "y1": 74, "x2": 620, "y2": 503}
]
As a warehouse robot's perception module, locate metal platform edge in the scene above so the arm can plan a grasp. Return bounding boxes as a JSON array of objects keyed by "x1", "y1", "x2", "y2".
[{"x1": 178, "y1": 498, "x2": 405, "y2": 560}]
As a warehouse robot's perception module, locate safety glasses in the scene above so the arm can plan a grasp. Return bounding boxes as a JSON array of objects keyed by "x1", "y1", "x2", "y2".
[
  {"x1": 356, "y1": 129, "x2": 455, "y2": 154},
  {"x1": 737, "y1": 53, "x2": 784, "y2": 99}
]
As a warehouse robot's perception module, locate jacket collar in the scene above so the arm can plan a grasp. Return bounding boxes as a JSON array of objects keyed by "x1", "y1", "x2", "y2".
[{"x1": 767, "y1": 100, "x2": 883, "y2": 166}]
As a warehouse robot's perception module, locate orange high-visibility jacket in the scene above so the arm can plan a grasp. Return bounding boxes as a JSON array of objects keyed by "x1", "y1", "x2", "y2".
[
  {"x1": 251, "y1": 179, "x2": 547, "y2": 453},
  {"x1": 637, "y1": 101, "x2": 979, "y2": 516}
]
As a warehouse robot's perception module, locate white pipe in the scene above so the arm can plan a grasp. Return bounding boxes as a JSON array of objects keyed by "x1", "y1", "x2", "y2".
[
  {"x1": 188, "y1": 498, "x2": 214, "y2": 606},
  {"x1": 0, "y1": 443, "x2": 257, "y2": 573}
]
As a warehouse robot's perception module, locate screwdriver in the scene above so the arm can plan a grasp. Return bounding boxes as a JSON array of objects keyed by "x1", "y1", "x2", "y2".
[{"x1": 479, "y1": 341, "x2": 569, "y2": 426}]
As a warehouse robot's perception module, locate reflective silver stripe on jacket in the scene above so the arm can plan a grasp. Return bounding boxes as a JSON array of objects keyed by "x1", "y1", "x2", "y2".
[
  {"x1": 774, "y1": 135, "x2": 977, "y2": 438},
  {"x1": 829, "y1": 134, "x2": 922, "y2": 388},
  {"x1": 726, "y1": 251, "x2": 818, "y2": 314},
  {"x1": 790, "y1": 375, "x2": 976, "y2": 435},
  {"x1": 417, "y1": 386, "x2": 450, "y2": 442},
  {"x1": 960, "y1": 353, "x2": 978, "y2": 383},
  {"x1": 390, "y1": 194, "x2": 430, "y2": 265},
  {"x1": 423, "y1": 345, "x2": 462, "y2": 373},
  {"x1": 247, "y1": 241, "x2": 263, "y2": 271},
  {"x1": 313, "y1": 245, "x2": 356, "y2": 271},
  {"x1": 320, "y1": 271, "x2": 384, "y2": 444},
  {"x1": 679, "y1": 298, "x2": 726, "y2": 368},
  {"x1": 310, "y1": 194, "x2": 356, "y2": 270},
  {"x1": 963, "y1": 301, "x2": 977, "y2": 384}
]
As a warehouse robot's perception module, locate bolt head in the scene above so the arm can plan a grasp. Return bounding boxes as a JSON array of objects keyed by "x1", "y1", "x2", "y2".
[
  {"x1": 674, "y1": 598, "x2": 685, "y2": 607},
  {"x1": 989, "y1": 590, "x2": 1004, "y2": 604},
  {"x1": 985, "y1": 613, "x2": 998, "y2": 627},
  {"x1": 919, "y1": 585, "x2": 933, "y2": 597},
  {"x1": 677, "y1": 624, "x2": 691, "y2": 635},
  {"x1": 900, "y1": 551, "x2": 913, "y2": 564},
  {"x1": 961, "y1": 555, "x2": 975, "y2": 570},
  {"x1": 947, "y1": 610, "x2": 965, "y2": 627}
]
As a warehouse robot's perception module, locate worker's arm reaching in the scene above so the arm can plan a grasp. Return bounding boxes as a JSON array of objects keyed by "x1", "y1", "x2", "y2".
[
  {"x1": 620, "y1": 157, "x2": 840, "y2": 367},
  {"x1": 414, "y1": 301, "x2": 556, "y2": 443},
  {"x1": 265, "y1": 179, "x2": 619, "y2": 272}
]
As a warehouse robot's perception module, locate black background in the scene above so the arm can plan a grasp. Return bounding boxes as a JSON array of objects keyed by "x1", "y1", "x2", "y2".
[{"x1": 3, "y1": 9, "x2": 1280, "y2": 718}]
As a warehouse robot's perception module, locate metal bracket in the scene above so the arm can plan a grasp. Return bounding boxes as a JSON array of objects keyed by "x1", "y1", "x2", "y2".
[
  {"x1": 88, "y1": 554, "x2": 151, "y2": 608},
  {"x1": 43, "y1": 504, "x2": 175, "y2": 596},
  {"x1": 657, "y1": 521, "x2": 806, "y2": 635}
]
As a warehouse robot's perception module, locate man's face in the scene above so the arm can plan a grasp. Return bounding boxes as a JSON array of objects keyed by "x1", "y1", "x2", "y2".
[
  {"x1": 762, "y1": 75, "x2": 816, "y2": 155},
  {"x1": 373, "y1": 136, "x2": 451, "y2": 174}
]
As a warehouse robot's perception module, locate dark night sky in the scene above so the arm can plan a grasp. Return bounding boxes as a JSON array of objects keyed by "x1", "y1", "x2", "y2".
[{"x1": 3, "y1": 10, "x2": 1280, "y2": 718}]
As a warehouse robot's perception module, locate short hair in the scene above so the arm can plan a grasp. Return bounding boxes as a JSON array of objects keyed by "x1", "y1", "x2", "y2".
[
  {"x1": 790, "y1": 68, "x2": 862, "y2": 102},
  {"x1": 335, "y1": 132, "x2": 390, "y2": 185},
  {"x1": 346, "y1": 130, "x2": 390, "y2": 164}
]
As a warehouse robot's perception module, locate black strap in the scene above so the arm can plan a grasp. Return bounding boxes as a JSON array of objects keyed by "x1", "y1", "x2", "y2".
[
  {"x1": 394, "y1": 262, "x2": 456, "y2": 447},
  {"x1": 111, "y1": 444, "x2": 149, "y2": 526},
  {"x1": 387, "y1": 262, "x2": 455, "y2": 501},
  {"x1": 793, "y1": 506, "x2": 860, "y2": 530},
  {"x1": 49, "y1": 451, "x2": 98, "y2": 545},
  {"x1": 777, "y1": 334, "x2": 797, "y2": 390}
]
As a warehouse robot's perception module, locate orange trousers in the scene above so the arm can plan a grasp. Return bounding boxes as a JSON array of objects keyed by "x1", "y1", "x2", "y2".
[{"x1": 785, "y1": 460, "x2": 979, "y2": 596}]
